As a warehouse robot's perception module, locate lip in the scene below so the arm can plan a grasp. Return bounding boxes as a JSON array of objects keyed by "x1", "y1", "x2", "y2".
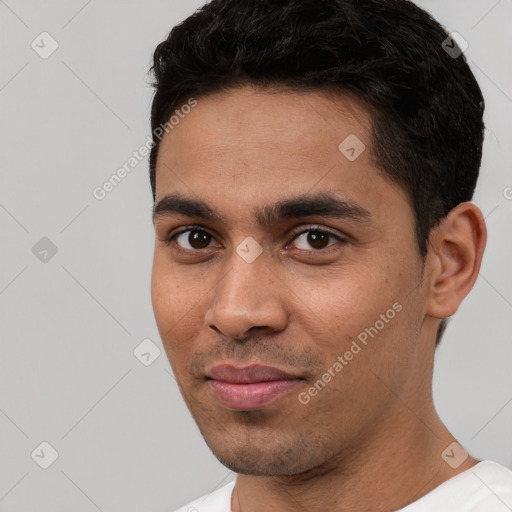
[
  {"x1": 207, "y1": 363, "x2": 301, "y2": 383},
  {"x1": 206, "y1": 364, "x2": 304, "y2": 410}
]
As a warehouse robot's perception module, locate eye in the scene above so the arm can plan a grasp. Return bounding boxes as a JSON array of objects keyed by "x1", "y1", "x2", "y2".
[
  {"x1": 171, "y1": 228, "x2": 216, "y2": 251},
  {"x1": 163, "y1": 224, "x2": 347, "y2": 255},
  {"x1": 289, "y1": 226, "x2": 346, "y2": 251}
]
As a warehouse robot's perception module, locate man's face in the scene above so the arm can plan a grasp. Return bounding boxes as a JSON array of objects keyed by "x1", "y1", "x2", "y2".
[{"x1": 151, "y1": 86, "x2": 429, "y2": 476}]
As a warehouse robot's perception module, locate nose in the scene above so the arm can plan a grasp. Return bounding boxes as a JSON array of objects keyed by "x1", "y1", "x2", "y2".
[{"x1": 204, "y1": 247, "x2": 288, "y2": 341}]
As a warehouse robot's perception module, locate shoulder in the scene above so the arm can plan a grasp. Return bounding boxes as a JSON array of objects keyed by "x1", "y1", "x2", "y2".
[
  {"x1": 173, "y1": 479, "x2": 236, "y2": 512},
  {"x1": 471, "y1": 460, "x2": 512, "y2": 497},
  {"x1": 399, "y1": 460, "x2": 512, "y2": 511}
]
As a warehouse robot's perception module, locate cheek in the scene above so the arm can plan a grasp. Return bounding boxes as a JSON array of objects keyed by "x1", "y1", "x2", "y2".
[
  {"x1": 295, "y1": 264, "x2": 396, "y2": 330},
  {"x1": 151, "y1": 251, "x2": 193, "y2": 318},
  {"x1": 292, "y1": 260, "x2": 416, "y2": 377},
  {"x1": 151, "y1": 257, "x2": 215, "y2": 371},
  {"x1": 151, "y1": 268, "x2": 177, "y2": 327},
  {"x1": 151, "y1": 261, "x2": 190, "y2": 352}
]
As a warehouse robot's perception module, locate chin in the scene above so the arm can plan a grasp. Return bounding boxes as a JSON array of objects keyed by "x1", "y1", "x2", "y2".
[{"x1": 202, "y1": 428, "x2": 329, "y2": 477}]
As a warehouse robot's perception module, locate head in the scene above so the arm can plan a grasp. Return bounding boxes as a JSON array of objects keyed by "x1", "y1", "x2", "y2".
[{"x1": 149, "y1": 0, "x2": 486, "y2": 476}]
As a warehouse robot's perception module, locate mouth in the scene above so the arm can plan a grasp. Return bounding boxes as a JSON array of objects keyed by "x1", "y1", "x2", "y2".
[{"x1": 206, "y1": 363, "x2": 305, "y2": 410}]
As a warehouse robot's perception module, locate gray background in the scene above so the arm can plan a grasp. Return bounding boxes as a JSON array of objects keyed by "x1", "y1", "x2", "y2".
[{"x1": 0, "y1": 1, "x2": 511, "y2": 511}]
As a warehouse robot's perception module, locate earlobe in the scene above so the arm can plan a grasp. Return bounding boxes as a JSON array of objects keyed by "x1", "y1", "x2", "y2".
[{"x1": 425, "y1": 202, "x2": 487, "y2": 319}]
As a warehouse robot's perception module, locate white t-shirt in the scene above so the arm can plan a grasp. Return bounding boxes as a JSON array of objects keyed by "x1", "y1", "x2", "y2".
[{"x1": 173, "y1": 460, "x2": 512, "y2": 512}]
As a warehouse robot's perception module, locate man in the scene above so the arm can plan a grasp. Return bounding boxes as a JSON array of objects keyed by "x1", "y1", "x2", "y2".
[{"x1": 148, "y1": 0, "x2": 512, "y2": 510}]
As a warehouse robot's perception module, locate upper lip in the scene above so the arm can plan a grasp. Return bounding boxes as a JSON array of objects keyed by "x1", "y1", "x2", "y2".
[{"x1": 207, "y1": 364, "x2": 302, "y2": 383}]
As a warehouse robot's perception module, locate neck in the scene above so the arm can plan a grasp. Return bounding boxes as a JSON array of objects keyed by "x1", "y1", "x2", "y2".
[{"x1": 230, "y1": 396, "x2": 478, "y2": 512}]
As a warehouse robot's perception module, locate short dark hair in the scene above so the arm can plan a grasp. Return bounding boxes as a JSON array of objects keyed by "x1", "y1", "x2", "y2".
[{"x1": 148, "y1": 0, "x2": 485, "y2": 345}]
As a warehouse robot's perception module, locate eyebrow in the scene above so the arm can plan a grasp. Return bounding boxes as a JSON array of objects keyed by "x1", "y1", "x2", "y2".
[{"x1": 152, "y1": 191, "x2": 372, "y2": 227}]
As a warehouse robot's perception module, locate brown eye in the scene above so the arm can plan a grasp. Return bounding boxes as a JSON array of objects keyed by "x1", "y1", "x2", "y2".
[
  {"x1": 174, "y1": 229, "x2": 213, "y2": 250},
  {"x1": 291, "y1": 228, "x2": 343, "y2": 251}
]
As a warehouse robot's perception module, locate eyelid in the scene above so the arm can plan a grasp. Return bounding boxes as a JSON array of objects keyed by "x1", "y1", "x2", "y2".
[
  {"x1": 164, "y1": 223, "x2": 347, "y2": 253},
  {"x1": 160, "y1": 225, "x2": 220, "y2": 258},
  {"x1": 288, "y1": 224, "x2": 345, "y2": 242}
]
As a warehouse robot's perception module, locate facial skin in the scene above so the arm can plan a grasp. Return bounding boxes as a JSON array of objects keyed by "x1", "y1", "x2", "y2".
[{"x1": 151, "y1": 86, "x2": 486, "y2": 512}]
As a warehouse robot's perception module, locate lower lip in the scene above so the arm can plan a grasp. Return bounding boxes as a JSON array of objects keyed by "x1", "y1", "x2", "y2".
[{"x1": 208, "y1": 379, "x2": 303, "y2": 410}]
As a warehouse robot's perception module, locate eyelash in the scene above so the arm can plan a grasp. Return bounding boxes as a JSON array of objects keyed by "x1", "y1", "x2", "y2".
[{"x1": 162, "y1": 224, "x2": 347, "y2": 255}]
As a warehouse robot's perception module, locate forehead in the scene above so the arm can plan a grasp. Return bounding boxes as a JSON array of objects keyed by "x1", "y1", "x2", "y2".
[
  {"x1": 157, "y1": 85, "x2": 373, "y2": 162},
  {"x1": 154, "y1": 85, "x2": 410, "y2": 226}
]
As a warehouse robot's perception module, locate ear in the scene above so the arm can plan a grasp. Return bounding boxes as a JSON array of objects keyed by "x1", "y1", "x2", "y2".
[{"x1": 425, "y1": 202, "x2": 487, "y2": 319}]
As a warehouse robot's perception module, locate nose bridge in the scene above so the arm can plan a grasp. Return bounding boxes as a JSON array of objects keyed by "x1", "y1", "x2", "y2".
[{"x1": 205, "y1": 245, "x2": 287, "y2": 339}]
